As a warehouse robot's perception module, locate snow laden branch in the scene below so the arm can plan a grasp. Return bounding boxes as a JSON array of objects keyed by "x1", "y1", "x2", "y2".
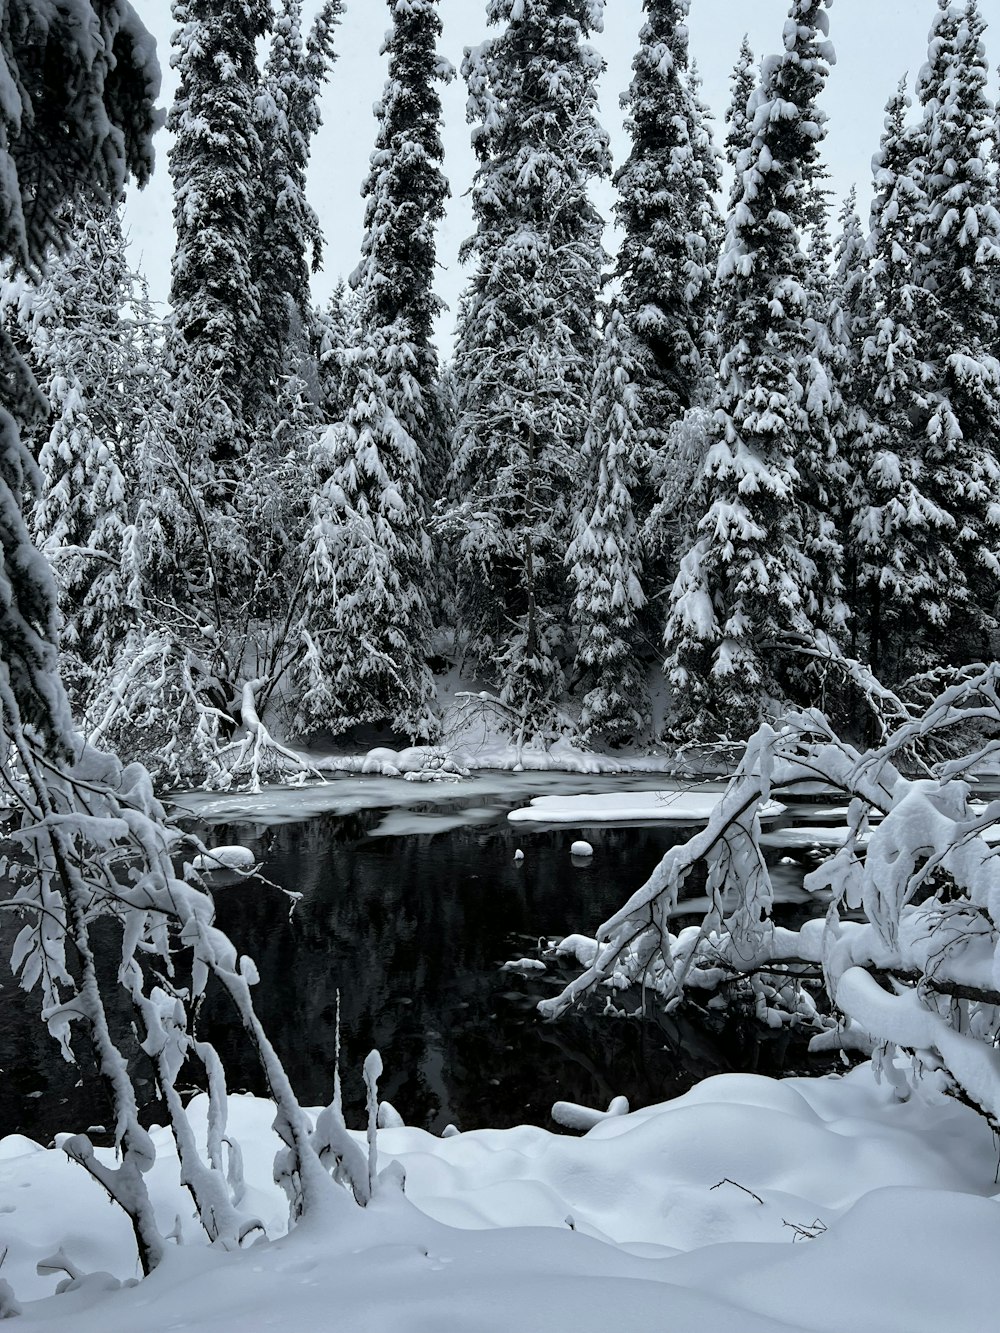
[
  {"x1": 542, "y1": 665, "x2": 1000, "y2": 1128},
  {"x1": 1, "y1": 724, "x2": 368, "y2": 1273}
]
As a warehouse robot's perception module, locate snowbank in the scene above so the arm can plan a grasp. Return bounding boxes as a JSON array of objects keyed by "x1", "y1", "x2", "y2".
[{"x1": 2, "y1": 1066, "x2": 997, "y2": 1331}]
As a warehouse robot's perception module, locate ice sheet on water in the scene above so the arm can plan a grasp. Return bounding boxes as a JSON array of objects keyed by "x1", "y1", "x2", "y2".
[
  {"x1": 170, "y1": 772, "x2": 698, "y2": 827},
  {"x1": 367, "y1": 807, "x2": 503, "y2": 838},
  {"x1": 508, "y1": 789, "x2": 785, "y2": 826}
]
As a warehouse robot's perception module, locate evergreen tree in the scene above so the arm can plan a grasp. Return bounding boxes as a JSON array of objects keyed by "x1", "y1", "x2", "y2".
[
  {"x1": 6, "y1": 206, "x2": 156, "y2": 695},
  {"x1": 567, "y1": 308, "x2": 649, "y2": 743},
  {"x1": 449, "y1": 0, "x2": 610, "y2": 727},
  {"x1": 663, "y1": 0, "x2": 842, "y2": 736},
  {"x1": 257, "y1": 0, "x2": 342, "y2": 384},
  {"x1": 350, "y1": 0, "x2": 452, "y2": 461},
  {"x1": 614, "y1": 0, "x2": 722, "y2": 430},
  {"x1": 824, "y1": 188, "x2": 870, "y2": 657},
  {"x1": 296, "y1": 326, "x2": 438, "y2": 741},
  {"x1": 0, "y1": 0, "x2": 157, "y2": 754},
  {"x1": 316, "y1": 279, "x2": 355, "y2": 422},
  {"x1": 845, "y1": 82, "x2": 957, "y2": 681},
  {"x1": 168, "y1": 0, "x2": 273, "y2": 437},
  {"x1": 904, "y1": 0, "x2": 1000, "y2": 665},
  {"x1": 724, "y1": 36, "x2": 757, "y2": 180}
]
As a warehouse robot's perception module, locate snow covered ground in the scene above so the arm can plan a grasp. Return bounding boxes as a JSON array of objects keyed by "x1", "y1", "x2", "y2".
[{"x1": 2, "y1": 1065, "x2": 997, "y2": 1331}]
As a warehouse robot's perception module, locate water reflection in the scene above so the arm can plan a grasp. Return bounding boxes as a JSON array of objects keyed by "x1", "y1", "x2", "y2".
[{"x1": 0, "y1": 785, "x2": 838, "y2": 1141}]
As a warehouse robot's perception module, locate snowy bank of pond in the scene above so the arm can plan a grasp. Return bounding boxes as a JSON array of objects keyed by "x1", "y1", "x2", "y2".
[{"x1": 0, "y1": 1064, "x2": 996, "y2": 1332}]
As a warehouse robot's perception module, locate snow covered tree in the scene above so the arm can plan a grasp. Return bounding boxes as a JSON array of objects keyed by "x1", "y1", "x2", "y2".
[
  {"x1": 316, "y1": 278, "x2": 355, "y2": 422},
  {"x1": 0, "y1": 0, "x2": 157, "y2": 758},
  {"x1": 0, "y1": 205, "x2": 161, "y2": 708},
  {"x1": 904, "y1": 0, "x2": 1000, "y2": 667},
  {"x1": 168, "y1": 0, "x2": 272, "y2": 438},
  {"x1": 256, "y1": 0, "x2": 342, "y2": 386},
  {"x1": 663, "y1": 0, "x2": 844, "y2": 738},
  {"x1": 0, "y1": 12, "x2": 374, "y2": 1281},
  {"x1": 845, "y1": 81, "x2": 959, "y2": 683},
  {"x1": 567, "y1": 307, "x2": 649, "y2": 743},
  {"x1": 724, "y1": 35, "x2": 757, "y2": 180},
  {"x1": 614, "y1": 0, "x2": 722, "y2": 434},
  {"x1": 295, "y1": 326, "x2": 438, "y2": 741},
  {"x1": 543, "y1": 661, "x2": 1000, "y2": 1136},
  {"x1": 449, "y1": 0, "x2": 610, "y2": 729},
  {"x1": 351, "y1": 0, "x2": 452, "y2": 479}
]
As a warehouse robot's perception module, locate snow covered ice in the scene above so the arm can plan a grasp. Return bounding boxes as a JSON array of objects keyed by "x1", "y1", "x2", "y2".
[{"x1": 509, "y1": 789, "x2": 785, "y2": 825}]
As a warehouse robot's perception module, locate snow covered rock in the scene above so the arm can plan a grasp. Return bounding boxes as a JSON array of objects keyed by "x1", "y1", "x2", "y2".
[
  {"x1": 570, "y1": 840, "x2": 594, "y2": 858},
  {"x1": 190, "y1": 845, "x2": 257, "y2": 875}
]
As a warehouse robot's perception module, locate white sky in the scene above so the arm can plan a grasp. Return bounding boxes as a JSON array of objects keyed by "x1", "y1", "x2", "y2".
[{"x1": 126, "y1": 0, "x2": 998, "y2": 347}]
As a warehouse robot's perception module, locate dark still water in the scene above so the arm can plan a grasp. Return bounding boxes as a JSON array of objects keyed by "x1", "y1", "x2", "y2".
[{"x1": 0, "y1": 778, "x2": 833, "y2": 1142}]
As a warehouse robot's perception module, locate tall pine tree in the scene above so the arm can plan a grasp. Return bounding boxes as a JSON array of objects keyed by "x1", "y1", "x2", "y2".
[
  {"x1": 846, "y1": 82, "x2": 956, "y2": 681},
  {"x1": 256, "y1": 0, "x2": 342, "y2": 387},
  {"x1": 904, "y1": 0, "x2": 1000, "y2": 666},
  {"x1": 663, "y1": 0, "x2": 842, "y2": 736},
  {"x1": 614, "y1": 0, "x2": 722, "y2": 430},
  {"x1": 566, "y1": 307, "x2": 649, "y2": 743},
  {"x1": 350, "y1": 0, "x2": 452, "y2": 478},
  {"x1": 449, "y1": 0, "x2": 610, "y2": 729},
  {"x1": 168, "y1": 0, "x2": 272, "y2": 441}
]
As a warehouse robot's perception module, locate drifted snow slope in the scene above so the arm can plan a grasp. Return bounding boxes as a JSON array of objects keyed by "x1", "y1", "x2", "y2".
[{"x1": 3, "y1": 1067, "x2": 998, "y2": 1332}]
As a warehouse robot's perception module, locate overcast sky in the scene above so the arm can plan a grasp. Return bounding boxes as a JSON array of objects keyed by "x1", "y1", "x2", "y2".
[{"x1": 126, "y1": 0, "x2": 997, "y2": 346}]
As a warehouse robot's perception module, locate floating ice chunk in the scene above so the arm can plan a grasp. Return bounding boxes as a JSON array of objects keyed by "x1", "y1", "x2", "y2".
[
  {"x1": 570, "y1": 840, "x2": 594, "y2": 858},
  {"x1": 190, "y1": 845, "x2": 256, "y2": 874},
  {"x1": 509, "y1": 790, "x2": 784, "y2": 826}
]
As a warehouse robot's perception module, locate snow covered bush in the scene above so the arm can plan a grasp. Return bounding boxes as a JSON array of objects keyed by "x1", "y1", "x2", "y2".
[
  {"x1": 0, "y1": 0, "x2": 372, "y2": 1287},
  {"x1": 543, "y1": 662, "x2": 1000, "y2": 1130}
]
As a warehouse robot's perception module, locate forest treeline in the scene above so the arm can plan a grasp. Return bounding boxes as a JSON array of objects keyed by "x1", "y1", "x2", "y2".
[{"x1": 8, "y1": 0, "x2": 1000, "y2": 786}]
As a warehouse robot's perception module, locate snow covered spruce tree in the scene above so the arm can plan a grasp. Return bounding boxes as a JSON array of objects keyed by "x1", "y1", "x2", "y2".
[
  {"x1": 448, "y1": 0, "x2": 610, "y2": 732},
  {"x1": 350, "y1": 0, "x2": 453, "y2": 495},
  {"x1": 168, "y1": 0, "x2": 273, "y2": 438},
  {"x1": 108, "y1": 0, "x2": 334, "y2": 788},
  {"x1": 2, "y1": 205, "x2": 156, "y2": 708},
  {"x1": 566, "y1": 307, "x2": 649, "y2": 743},
  {"x1": 0, "y1": 5, "x2": 377, "y2": 1280},
  {"x1": 295, "y1": 327, "x2": 439, "y2": 742},
  {"x1": 845, "y1": 79, "x2": 961, "y2": 684},
  {"x1": 903, "y1": 0, "x2": 1000, "y2": 668},
  {"x1": 724, "y1": 35, "x2": 757, "y2": 183},
  {"x1": 614, "y1": 0, "x2": 721, "y2": 436},
  {"x1": 256, "y1": 0, "x2": 342, "y2": 387},
  {"x1": 294, "y1": 0, "x2": 452, "y2": 743},
  {"x1": 663, "y1": 0, "x2": 846, "y2": 738}
]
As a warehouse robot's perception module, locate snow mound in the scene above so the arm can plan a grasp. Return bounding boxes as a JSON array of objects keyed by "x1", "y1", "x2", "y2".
[
  {"x1": 190, "y1": 845, "x2": 256, "y2": 874},
  {"x1": 509, "y1": 790, "x2": 785, "y2": 826},
  {"x1": 1, "y1": 1066, "x2": 996, "y2": 1332}
]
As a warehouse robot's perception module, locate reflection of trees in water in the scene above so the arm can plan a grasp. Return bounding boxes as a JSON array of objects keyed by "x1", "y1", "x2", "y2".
[{"x1": 0, "y1": 808, "x2": 834, "y2": 1139}]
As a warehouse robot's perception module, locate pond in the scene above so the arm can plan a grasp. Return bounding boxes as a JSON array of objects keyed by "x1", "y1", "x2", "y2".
[{"x1": 0, "y1": 773, "x2": 847, "y2": 1142}]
